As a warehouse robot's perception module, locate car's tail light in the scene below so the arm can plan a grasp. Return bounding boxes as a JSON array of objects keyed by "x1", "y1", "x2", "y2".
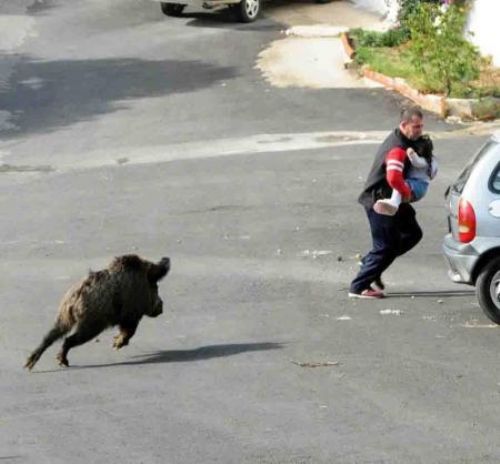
[{"x1": 458, "y1": 198, "x2": 476, "y2": 243}]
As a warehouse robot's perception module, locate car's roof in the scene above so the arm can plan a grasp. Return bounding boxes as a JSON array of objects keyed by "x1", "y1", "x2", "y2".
[{"x1": 493, "y1": 131, "x2": 500, "y2": 143}]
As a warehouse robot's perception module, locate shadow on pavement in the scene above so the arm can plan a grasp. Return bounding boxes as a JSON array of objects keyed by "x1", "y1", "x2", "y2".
[
  {"x1": 127, "y1": 341, "x2": 285, "y2": 363},
  {"x1": 183, "y1": 10, "x2": 283, "y2": 31},
  {"x1": 0, "y1": 55, "x2": 238, "y2": 139},
  {"x1": 34, "y1": 342, "x2": 284, "y2": 372},
  {"x1": 26, "y1": 0, "x2": 57, "y2": 15}
]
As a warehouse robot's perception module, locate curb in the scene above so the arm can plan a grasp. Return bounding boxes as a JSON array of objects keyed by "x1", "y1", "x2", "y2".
[
  {"x1": 340, "y1": 32, "x2": 355, "y2": 60},
  {"x1": 361, "y1": 68, "x2": 446, "y2": 116},
  {"x1": 340, "y1": 32, "x2": 499, "y2": 121}
]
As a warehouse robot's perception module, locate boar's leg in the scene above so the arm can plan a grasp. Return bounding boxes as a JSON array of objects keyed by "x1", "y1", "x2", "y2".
[
  {"x1": 56, "y1": 321, "x2": 105, "y2": 367},
  {"x1": 24, "y1": 323, "x2": 69, "y2": 371},
  {"x1": 113, "y1": 319, "x2": 139, "y2": 350}
]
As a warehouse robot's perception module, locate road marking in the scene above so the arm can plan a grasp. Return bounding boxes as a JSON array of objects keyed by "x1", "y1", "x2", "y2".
[
  {"x1": 46, "y1": 130, "x2": 387, "y2": 174},
  {"x1": 2, "y1": 125, "x2": 498, "y2": 177}
]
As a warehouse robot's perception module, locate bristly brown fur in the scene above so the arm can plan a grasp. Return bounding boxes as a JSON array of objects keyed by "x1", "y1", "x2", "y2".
[
  {"x1": 108, "y1": 254, "x2": 145, "y2": 273},
  {"x1": 24, "y1": 255, "x2": 171, "y2": 371}
]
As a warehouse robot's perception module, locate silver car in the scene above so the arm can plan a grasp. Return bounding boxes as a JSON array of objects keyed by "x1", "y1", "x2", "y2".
[{"x1": 443, "y1": 131, "x2": 500, "y2": 323}]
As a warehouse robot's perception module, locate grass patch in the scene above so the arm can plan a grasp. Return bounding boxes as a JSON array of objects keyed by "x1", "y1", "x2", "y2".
[
  {"x1": 349, "y1": 4, "x2": 499, "y2": 99},
  {"x1": 349, "y1": 27, "x2": 408, "y2": 48},
  {"x1": 352, "y1": 41, "x2": 500, "y2": 99}
]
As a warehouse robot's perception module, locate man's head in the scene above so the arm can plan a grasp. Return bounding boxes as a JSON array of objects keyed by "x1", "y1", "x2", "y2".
[{"x1": 399, "y1": 107, "x2": 424, "y2": 140}]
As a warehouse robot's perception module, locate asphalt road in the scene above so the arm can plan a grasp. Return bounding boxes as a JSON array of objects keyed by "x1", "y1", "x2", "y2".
[{"x1": 1, "y1": 1, "x2": 499, "y2": 463}]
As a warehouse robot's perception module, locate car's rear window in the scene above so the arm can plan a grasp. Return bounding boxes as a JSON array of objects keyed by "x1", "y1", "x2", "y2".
[{"x1": 451, "y1": 140, "x2": 497, "y2": 194}]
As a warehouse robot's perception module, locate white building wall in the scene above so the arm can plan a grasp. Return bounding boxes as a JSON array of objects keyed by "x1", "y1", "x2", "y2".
[{"x1": 466, "y1": 0, "x2": 500, "y2": 67}]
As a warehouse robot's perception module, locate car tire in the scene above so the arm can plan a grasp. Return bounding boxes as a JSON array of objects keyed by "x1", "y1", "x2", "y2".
[
  {"x1": 237, "y1": 0, "x2": 260, "y2": 22},
  {"x1": 160, "y1": 3, "x2": 186, "y2": 16},
  {"x1": 476, "y1": 256, "x2": 500, "y2": 324}
]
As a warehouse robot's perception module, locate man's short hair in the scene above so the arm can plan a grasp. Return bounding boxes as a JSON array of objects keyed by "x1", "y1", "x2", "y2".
[{"x1": 400, "y1": 106, "x2": 423, "y2": 123}]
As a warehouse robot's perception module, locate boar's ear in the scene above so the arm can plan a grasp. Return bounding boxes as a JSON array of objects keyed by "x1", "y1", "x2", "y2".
[{"x1": 148, "y1": 257, "x2": 170, "y2": 282}]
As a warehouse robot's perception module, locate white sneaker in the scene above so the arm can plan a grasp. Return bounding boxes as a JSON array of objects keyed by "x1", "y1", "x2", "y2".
[{"x1": 374, "y1": 200, "x2": 398, "y2": 216}]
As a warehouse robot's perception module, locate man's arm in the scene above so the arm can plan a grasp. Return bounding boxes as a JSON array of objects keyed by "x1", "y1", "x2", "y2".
[{"x1": 386, "y1": 147, "x2": 412, "y2": 199}]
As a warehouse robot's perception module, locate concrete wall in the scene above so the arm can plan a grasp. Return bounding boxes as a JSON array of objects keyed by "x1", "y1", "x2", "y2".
[{"x1": 466, "y1": 0, "x2": 500, "y2": 67}]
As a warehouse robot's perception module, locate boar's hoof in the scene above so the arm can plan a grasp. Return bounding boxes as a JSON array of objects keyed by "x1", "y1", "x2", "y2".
[
  {"x1": 56, "y1": 353, "x2": 69, "y2": 367},
  {"x1": 24, "y1": 356, "x2": 37, "y2": 371},
  {"x1": 113, "y1": 335, "x2": 128, "y2": 350}
]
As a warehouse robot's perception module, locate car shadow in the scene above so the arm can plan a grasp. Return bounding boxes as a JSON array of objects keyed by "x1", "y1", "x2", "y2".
[
  {"x1": 26, "y1": 0, "x2": 57, "y2": 15},
  {"x1": 34, "y1": 341, "x2": 285, "y2": 373},
  {"x1": 182, "y1": 9, "x2": 283, "y2": 31}
]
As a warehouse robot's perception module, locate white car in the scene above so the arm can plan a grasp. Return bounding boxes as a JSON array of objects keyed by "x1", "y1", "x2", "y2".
[
  {"x1": 443, "y1": 131, "x2": 500, "y2": 323},
  {"x1": 160, "y1": 0, "x2": 261, "y2": 22}
]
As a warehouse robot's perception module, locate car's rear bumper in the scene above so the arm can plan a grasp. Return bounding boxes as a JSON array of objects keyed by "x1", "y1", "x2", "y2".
[{"x1": 442, "y1": 233, "x2": 479, "y2": 284}]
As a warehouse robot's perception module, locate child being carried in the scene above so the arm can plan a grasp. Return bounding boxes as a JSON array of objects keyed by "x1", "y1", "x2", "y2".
[{"x1": 374, "y1": 135, "x2": 438, "y2": 216}]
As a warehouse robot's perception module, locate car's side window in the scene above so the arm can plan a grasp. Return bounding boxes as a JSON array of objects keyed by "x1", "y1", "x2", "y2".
[
  {"x1": 452, "y1": 141, "x2": 496, "y2": 194},
  {"x1": 489, "y1": 162, "x2": 500, "y2": 193}
]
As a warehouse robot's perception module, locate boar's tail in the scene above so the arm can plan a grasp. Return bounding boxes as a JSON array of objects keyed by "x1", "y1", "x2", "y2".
[{"x1": 24, "y1": 321, "x2": 70, "y2": 371}]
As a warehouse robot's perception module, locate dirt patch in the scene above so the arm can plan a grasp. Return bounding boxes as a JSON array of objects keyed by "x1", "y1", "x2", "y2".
[{"x1": 256, "y1": 34, "x2": 381, "y2": 89}]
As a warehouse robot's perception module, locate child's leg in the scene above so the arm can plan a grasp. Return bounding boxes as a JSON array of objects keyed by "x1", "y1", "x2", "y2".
[
  {"x1": 373, "y1": 189, "x2": 400, "y2": 216},
  {"x1": 389, "y1": 189, "x2": 402, "y2": 206},
  {"x1": 406, "y1": 178, "x2": 429, "y2": 202}
]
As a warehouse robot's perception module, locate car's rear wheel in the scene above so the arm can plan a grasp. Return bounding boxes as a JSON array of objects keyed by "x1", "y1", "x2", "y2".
[
  {"x1": 160, "y1": 2, "x2": 186, "y2": 16},
  {"x1": 237, "y1": 0, "x2": 260, "y2": 22},
  {"x1": 476, "y1": 257, "x2": 500, "y2": 324}
]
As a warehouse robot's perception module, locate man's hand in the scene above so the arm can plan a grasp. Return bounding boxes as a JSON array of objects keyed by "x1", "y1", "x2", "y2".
[{"x1": 406, "y1": 147, "x2": 417, "y2": 157}]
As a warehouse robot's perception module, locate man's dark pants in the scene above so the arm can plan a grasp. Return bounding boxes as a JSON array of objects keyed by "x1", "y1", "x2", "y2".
[{"x1": 349, "y1": 203, "x2": 423, "y2": 293}]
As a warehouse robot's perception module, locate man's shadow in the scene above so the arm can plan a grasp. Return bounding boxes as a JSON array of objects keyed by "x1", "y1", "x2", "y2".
[{"x1": 36, "y1": 342, "x2": 284, "y2": 372}]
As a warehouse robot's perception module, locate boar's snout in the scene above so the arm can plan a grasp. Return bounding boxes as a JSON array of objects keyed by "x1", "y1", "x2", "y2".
[
  {"x1": 149, "y1": 296, "x2": 163, "y2": 318},
  {"x1": 160, "y1": 257, "x2": 170, "y2": 272}
]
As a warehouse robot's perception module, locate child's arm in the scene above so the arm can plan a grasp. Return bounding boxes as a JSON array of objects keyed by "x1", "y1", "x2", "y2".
[
  {"x1": 407, "y1": 147, "x2": 429, "y2": 169},
  {"x1": 385, "y1": 147, "x2": 412, "y2": 200},
  {"x1": 429, "y1": 156, "x2": 438, "y2": 180}
]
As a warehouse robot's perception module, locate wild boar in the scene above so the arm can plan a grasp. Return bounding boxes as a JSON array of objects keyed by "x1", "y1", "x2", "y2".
[{"x1": 24, "y1": 254, "x2": 170, "y2": 370}]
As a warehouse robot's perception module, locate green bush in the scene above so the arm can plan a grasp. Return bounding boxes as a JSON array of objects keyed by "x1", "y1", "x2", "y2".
[
  {"x1": 350, "y1": 1, "x2": 495, "y2": 100},
  {"x1": 472, "y1": 98, "x2": 500, "y2": 121},
  {"x1": 398, "y1": 0, "x2": 439, "y2": 25},
  {"x1": 405, "y1": 2, "x2": 481, "y2": 96},
  {"x1": 350, "y1": 27, "x2": 408, "y2": 48}
]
